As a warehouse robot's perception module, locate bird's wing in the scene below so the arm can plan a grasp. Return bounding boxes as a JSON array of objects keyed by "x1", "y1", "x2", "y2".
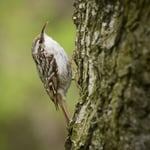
[{"x1": 39, "y1": 53, "x2": 59, "y2": 109}]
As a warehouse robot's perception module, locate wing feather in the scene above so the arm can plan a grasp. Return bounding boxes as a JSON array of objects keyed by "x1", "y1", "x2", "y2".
[{"x1": 35, "y1": 50, "x2": 59, "y2": 109}]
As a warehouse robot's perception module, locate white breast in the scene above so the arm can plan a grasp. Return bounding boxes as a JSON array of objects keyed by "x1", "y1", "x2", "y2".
[{"x1": 44, "y1": 34, "x2": 69, "y2": 76}]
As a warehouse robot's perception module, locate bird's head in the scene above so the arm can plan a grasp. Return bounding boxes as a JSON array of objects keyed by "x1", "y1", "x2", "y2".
[{"x1": 32, "y1": 21, "x2": 48, "y2": 54}]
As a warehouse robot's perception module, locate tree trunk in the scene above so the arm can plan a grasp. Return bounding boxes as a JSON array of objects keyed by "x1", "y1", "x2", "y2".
[{"x1": 66, "y1": 0, "x2": 150, "y2": 150}]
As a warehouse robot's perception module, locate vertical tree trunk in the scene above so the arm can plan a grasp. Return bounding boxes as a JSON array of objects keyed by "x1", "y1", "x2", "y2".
[{"x1": 66, "y1": 0, "x2": 150, "y2": 150}]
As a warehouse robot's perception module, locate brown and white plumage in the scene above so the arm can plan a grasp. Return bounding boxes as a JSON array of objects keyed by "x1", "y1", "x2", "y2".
[{"x1": 32, "y1": 22, "x2": 72, "y2": 124}]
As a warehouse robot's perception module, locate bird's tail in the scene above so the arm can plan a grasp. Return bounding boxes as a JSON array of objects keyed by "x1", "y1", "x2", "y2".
[{"x1": 58, "y1": 98, "x2": 71, "y2": 125}]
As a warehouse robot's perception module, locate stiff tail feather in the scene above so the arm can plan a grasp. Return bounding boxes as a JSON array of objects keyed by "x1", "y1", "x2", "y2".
[{"x1": 58, "y1": 98, "x2": 71, "y2": 124}]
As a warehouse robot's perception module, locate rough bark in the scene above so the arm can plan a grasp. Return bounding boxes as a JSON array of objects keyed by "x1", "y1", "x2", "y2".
[{"x1": 66, "y1": 0, "x2": 150, "y2": 150}]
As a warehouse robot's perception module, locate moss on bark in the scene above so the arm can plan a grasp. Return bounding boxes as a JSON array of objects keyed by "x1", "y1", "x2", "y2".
[{"x1": 65, "y1": 0, "x2": 150, "y2": 150}]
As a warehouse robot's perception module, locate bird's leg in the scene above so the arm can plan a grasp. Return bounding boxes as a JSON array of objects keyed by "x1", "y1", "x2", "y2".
[
  {"x1": 67, "y1": 51, "x2": 74, "y2": 69},
  {"x1": 72, "y1": 70, "x2": 78, "y2": 81},
  {"x1": 67, "y1": 51, "x2": 78, "y2": 81}
]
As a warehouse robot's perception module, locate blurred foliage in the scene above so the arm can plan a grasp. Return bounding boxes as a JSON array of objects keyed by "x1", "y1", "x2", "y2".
[{"x1": 0, "y1": 0, "x2": 78, "y2": 150}]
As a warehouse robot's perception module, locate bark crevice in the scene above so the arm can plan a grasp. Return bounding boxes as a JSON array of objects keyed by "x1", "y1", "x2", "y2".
[{"x1": 66, "y1": 0, "x2": 150, "y2": 150}]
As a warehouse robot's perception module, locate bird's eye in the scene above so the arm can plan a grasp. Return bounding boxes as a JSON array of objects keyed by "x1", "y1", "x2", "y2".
[
  {"x1": 39, "y1": 36, "x2": 44, "y2": 44},
  {"x1": 39, "y1": 39, "x2": 43, "y2": 44}
]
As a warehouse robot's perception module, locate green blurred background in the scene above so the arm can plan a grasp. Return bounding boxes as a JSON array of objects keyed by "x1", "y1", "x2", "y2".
[{"x1": 0, "y1": 0, "x2": 78, "y2": 149}]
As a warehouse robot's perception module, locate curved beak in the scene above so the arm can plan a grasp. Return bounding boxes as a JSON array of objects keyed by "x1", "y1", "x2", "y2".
[{"x1": 39, "y1": 21, "x2": 48, "y2": 43}]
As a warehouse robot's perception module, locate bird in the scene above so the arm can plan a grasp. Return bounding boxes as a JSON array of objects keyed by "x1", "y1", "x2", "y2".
[{"x1": 32, "y1": 22, "x2": 72, "y2": 124}]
